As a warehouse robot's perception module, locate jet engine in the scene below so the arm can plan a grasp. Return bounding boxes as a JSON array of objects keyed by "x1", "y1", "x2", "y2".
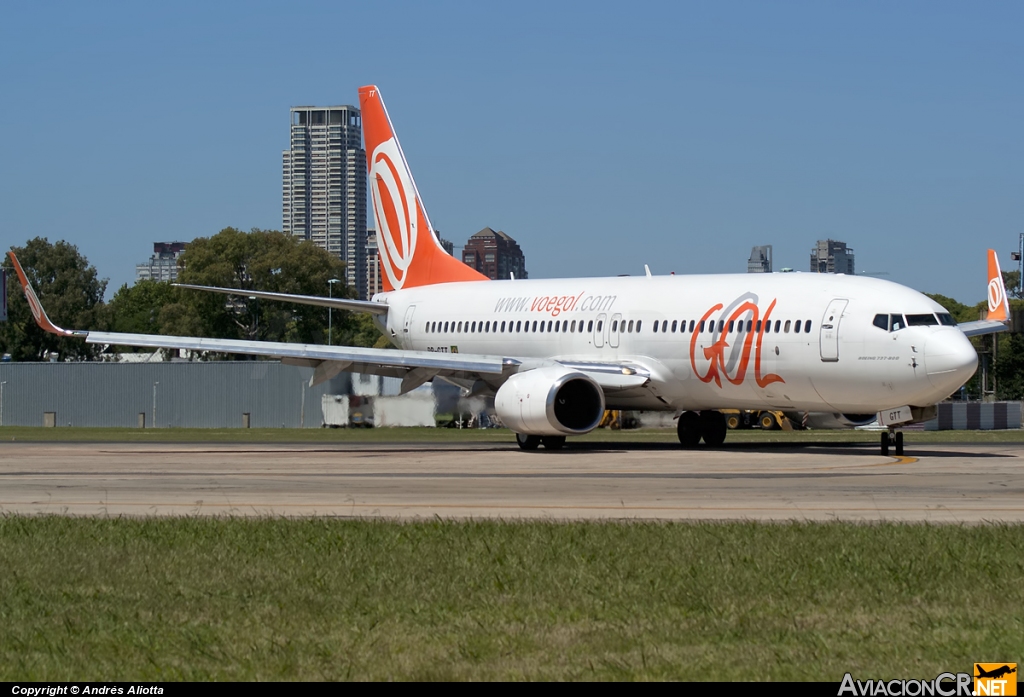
[{"x1": 494, "y1": 365, "x2": 605, "y2": 436}]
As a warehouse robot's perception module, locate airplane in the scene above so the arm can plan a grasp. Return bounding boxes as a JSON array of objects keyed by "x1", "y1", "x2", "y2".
[{"x1": 6, "y1": 85, "x2": 1011, "y2": 457}]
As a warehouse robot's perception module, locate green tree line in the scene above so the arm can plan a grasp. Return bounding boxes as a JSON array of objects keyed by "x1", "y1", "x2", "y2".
[{"x1": 1, "y1": 228, "x2": 385, "y2": 362}]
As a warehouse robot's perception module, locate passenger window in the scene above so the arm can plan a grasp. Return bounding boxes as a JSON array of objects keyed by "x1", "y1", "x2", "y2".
[
  {"x1": 516, "y1": 321, "x2": 521, "y2": 332},
  {"x1": 699, "y1": 320, "x2": 706, "y2": 333},
  {"x1": 671, "y1": 320, "x2": 677, "y2": 333},
  {"x1": 729, "y1": 320, "x2": 735, "y2": 332},
  {"x1": 548, "y1": 321, "x2": 553, "y2": 332},
  {"x1": 588, "y1": 320, "x2": 594, "y2": 332},
  {"x1": 501, "y1": 321, "x2": 506, "y2": 332},
  {"x1": 746, "y1": 320, "x2": 752, "y2": 332},
  {"x1": 532, "y1": 321, "x2": 538, "y2": 332},
  {"x1": 612, "y1": 320, "x2": 618, "y2": 332},
  {"x1": 471, "y1": 321, "x2": 476, "y2": 332},
  {"x1": 553, "y1": 321, "x2": 559, "y2": 333},
  {"x1": 597, "y1": 320, "x2": 603, "y2": 332},
  {"x1": 806, "y1": 320, "x2": 812, "y2": 332},
  {"x1": 718, "y1": 320, "x2": 725, "y2": 333},
  {"x1": 444, "y1": 321, "x2": 449, "y2": 332},
  {"x1": 774, "y1": 320, "x2": 781, "y2": 333},
  {"x1": 636, "y1": 320, "x2": 642, "y2": 332},
  {"x1": 784, "y1": 320, "x2": 791, "y2": 333},
  {"x1": 563, "y1": 320, "x2": 568, "y2": 332},
  {"x1": 539, "y1": 321, "x2": 545, "y2": 333},
  {"x1": 794, "y1": 320, "x2": 801, "y2": 333},
  {"x1": 653, "y1": 321, "x2": 659, "y2": 334},
  {"x1": 873, "y1": 314, "x2": 888, "y2": 331},
  {"x1": 756, "y1": 320, "x2": 762, "y2": 333},
  {"x1": 571, "y1": 320, "x2": 576, "y2": 332},
  {"x1": 688, "y1": 320, "x2": 695, "y2": 333},
  {"x1": 628, "y1": 320, "x2": 634, "y2": 332}
]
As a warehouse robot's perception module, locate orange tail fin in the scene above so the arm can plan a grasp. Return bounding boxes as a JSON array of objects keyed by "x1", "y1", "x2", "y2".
[
  {"x1": 358, "y1": 85, "x2": 488, "y2": 292},
  {"x1": 986, "y1": 248, "x2": 1009, "y2": 322}
]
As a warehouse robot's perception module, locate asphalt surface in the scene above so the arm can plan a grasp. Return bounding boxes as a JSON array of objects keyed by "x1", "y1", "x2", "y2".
[{"x1": 0, "y1": 440, "x2": 1021, "y2": 521}]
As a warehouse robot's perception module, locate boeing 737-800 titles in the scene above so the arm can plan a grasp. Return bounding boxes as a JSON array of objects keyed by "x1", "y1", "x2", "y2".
[{"x1": 8, "y1": 85, "x2": 1010, "y2": 456}]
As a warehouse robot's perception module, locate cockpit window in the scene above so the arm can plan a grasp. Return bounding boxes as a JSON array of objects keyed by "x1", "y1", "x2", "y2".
[
  {"x1": 937, "y1": 313, "x2": 956, "y2": 326},
  {"x1": 873, "y1": 314, "x2": 889, "y2": 331},
  {"x1": 906, "y1": 314, "x2": 938, "y2": 327},
  {"x1": 890, "y1": 314, "x2": 905, "y2": 331}
]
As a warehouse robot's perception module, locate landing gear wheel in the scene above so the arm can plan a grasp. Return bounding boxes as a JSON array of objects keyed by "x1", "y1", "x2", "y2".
[
  {"x1": 895, "y1": 431, "x2": 904, "y2": 456},
  {"x1": 699, "y1": 410, "x2": 728, "y2": 447},
  {"x1": 516, "y1": 433, "x2": 541, "y2": 451},
  {"x1": 541, "y1": 436, "x2": 566, "y2": 450},
  {"x1": 677, "y1": 411, "x2": 701, "y2": 448},
  {"x1": 880, "y1": 431, "x2": 889, "y2": 456},
  {"x1": 760, "y1": 413, "x2": 777, "y2": 430}
]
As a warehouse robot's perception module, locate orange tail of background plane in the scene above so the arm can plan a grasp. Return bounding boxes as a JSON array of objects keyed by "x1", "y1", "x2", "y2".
[
  {"x1": 986, "y1": 248, "x2": 1010, "y2": 322},
  {"x1": 358, "y1": 85, "x2": 488, "y2": 292}
]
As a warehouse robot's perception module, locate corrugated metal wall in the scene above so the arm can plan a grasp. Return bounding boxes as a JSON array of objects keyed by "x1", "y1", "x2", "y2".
[{"x1": 0, "y1": 362, "x2": 351, "y2": 428}]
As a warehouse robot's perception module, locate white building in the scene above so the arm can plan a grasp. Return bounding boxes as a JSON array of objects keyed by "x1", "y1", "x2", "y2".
[
  {"x1": 282, "y1": 106, "x2": 368, "y2": 299},
  {"x1": 135, "y1": 242, "x2": 187, "y2": 283}
]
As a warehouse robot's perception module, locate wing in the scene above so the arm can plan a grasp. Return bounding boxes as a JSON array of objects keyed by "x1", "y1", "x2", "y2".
[
  {"x1": 957, "y1": 319, "x2": 1010, "y2": 337},
  {"x1": 174, "y1": 283, "x2": 389, "y2": 315},
  {"x1": 8, "y1": 251, "x2": 649, "y2": 397}
]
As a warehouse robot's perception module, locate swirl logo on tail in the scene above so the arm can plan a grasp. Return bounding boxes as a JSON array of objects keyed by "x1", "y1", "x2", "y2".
[{"x1": 370, "y1": 137, "x2": 418, "y2": 291}]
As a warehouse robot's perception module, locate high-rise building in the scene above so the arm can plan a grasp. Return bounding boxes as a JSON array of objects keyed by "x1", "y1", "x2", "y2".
[
  {"x1": 283, "y1": 106, "x2": 368, "y2": 298},
  {"x1": 365, "y1": 229, "x2": 382, "y2": 299},
  {"x1": 811, "y1": 239, "x2": 855, "y2": 275},
  {"x1": 747, "y1": 245, "x2": 773, "y2": 273},
  {"x1": 461, "y1": 227, "x2": 528, "y2": 280},
  {"x1": 136, "y1": 242, "x2": 187, "y2": 283}
]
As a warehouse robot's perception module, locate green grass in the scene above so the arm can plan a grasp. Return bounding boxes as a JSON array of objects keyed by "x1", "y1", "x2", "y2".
[
  {"x1": 0, "y1": 424, "x2": 1023, "y2": 445},
  {"x1": 1, "y1": 517, "x2": 1021, "y2": 680}
]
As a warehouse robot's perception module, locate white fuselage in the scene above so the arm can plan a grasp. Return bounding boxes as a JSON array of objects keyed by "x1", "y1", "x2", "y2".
[{"x1": 376, "y1": 272, "x2": 978, "y2": 414}]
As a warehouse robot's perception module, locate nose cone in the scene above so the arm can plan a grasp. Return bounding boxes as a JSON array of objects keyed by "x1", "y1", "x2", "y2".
[{"x1": 924, "y1": 329, "x2": 978, "y2": 395}]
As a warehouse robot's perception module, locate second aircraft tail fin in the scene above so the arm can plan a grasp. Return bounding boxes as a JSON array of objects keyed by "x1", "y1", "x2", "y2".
[
  {"x1": 358, "y1": 85, "x2": 488, "y2": 292},
  {"x1": 986, "y1": 248, "x2": 1010, "y2": 323}
]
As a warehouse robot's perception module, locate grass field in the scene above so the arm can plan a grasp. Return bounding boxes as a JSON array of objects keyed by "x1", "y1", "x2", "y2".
[
  {"x1": 1, "y1": 517, "x2": 1021, "y2": 681},
  {"x1": 1, "y1": 424, "x2": 1023, "y2": 445}
]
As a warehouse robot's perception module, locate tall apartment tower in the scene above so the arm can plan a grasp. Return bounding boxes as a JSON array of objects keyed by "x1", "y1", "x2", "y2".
[
  {"x1": 811, "y1": 239, "x2": 855, "y2": 275},
  {"x1": 282, "y1": 106, "x2": 368, "y2": 298},
  {"x1": 462, "y1": 227, "x2": 528, "y2": 280}
]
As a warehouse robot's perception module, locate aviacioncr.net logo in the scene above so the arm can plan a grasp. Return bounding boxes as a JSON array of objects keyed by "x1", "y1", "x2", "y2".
[
  {"x1": 839, "y1": 672, "x2": 973, "y2": 696},
  {"x1": 370, "y1": 136, "x2": 418, "y2": 290}
]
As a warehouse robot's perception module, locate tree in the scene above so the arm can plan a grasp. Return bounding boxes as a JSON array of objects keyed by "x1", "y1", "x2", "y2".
[
  {"x1": 155, "y1": 227, "x2": 390, "y2": 352},
  {"x1": 0, "y1": 238, "x2": 108, "y2": 361}
]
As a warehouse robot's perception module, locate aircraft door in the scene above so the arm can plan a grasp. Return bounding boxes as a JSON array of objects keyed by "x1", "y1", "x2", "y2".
[
  {"x1": 594, "y1": 313, "x2": 606, "y2": 348},
  {"x1": 403, "y1": 305, "x2": 416, "y2": 336},
  {"x1": 819, "y1": 299, "x2": 848, "y2": 362},
  {"x1": 609, "y1": 313, "x2": 622, "y2": 348}
]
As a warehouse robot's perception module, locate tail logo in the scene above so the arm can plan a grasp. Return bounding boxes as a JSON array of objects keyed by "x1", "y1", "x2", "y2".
[
  {"x1": 370, "y1": 136, "x2": 418, "y2": 291},
  {"x1": 988, "y1": 277, "x2": 1004, "y2": 315}
]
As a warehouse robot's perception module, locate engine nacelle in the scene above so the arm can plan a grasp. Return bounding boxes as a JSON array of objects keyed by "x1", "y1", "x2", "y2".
[{"x1": 494, "y1": 366, "x2": 605, "y2": 436}]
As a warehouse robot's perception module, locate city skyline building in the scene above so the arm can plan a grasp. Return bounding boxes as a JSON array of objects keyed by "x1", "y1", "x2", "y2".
[
  {"x1": 461, "y1": 227, "x2": 528, "y2": 280},
  {"x1": 811, "y1": 239, "x2": 855, "y2": 275},
  {"x1": 135, "y1": 242, "x2": 187, "y2": 283},
  {"x1": 282, "y1": 106, "x2": 368, "y2": 299},
  {"x1": 747, "y1": 245, "x2": 773, "y2": 273}
]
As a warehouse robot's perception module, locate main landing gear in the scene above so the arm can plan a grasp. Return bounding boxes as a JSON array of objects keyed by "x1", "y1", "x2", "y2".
[
  {"x1": 515, "y1": 433, "x2": 566, "y2": 451},
  {"x1": 677, "y1": 410, "x2": 728, "y2": 448},
  {"x1": 880, "y1": 429, "x2": 904, "y2": 456}
]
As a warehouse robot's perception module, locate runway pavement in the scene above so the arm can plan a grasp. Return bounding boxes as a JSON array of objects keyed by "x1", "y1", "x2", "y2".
[{"x1": 0, "y1": 440, "x2": 1022, "y2": 522}]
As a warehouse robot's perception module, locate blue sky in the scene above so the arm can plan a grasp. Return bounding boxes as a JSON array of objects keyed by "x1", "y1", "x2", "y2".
[{"x1": 1, "y1": 1, "x2": 1021, "y2": 304}]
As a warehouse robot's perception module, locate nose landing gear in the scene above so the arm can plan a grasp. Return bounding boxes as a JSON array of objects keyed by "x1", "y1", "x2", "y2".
[{"x1": 880, "y1": 429, "x2": 904, "y2": 456}]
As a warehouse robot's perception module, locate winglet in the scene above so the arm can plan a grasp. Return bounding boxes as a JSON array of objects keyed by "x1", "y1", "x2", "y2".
[
  {"x1": 986, "y1": 248, "x2": 1010, "y2": 323},
  {"x1": 6, "y1": 251, "x2": 84, "y2": 337}
]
